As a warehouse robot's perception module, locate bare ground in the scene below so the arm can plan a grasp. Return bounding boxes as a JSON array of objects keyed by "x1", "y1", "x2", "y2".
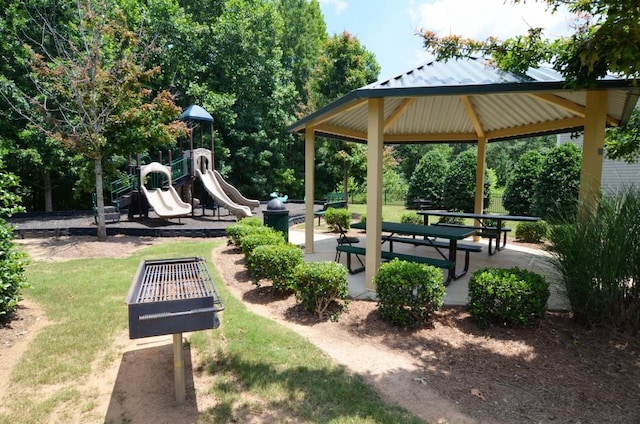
[{"x1": 3, "y1": 236, "x2": 640, "y2": 423}]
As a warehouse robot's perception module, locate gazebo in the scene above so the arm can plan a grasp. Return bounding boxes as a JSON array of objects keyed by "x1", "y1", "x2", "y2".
[{"x1": 288, "y1": 57, "x2": 639, "y2": 291}]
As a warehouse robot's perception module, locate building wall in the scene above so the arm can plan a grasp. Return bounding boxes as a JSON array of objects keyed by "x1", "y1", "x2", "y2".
[{"x1": 557, "y1": 133, "x2": 640, "y2": 196}]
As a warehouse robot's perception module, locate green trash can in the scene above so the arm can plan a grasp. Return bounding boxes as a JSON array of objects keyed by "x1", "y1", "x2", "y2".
[{"x1": 263, "y1": 198, "x2": 289, "y2": 242}]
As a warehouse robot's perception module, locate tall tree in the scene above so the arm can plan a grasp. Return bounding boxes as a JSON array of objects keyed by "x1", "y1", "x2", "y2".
[
  {"x1": 0, "y1": 0, "x2": 185, "y2": 240},
  {"x1": 277, "y1": 0, "x2": 326, "y2": 107},
  {"x1": 308, "y1": 32, "x2": 380, "y2": 197}
]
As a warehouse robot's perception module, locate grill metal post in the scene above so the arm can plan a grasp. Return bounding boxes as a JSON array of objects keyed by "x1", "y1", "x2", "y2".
[{"x1": 173, "y1": 333, "x2": 186, "y2": 403}]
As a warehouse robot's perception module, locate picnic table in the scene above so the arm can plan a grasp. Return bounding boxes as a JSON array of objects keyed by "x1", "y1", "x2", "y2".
[
  {"x1": 349, "y1": 221, "x2": 478, "y2": 284},
  {"x1": 417, "y1": 211, "x2": 540, "y2": 254}
]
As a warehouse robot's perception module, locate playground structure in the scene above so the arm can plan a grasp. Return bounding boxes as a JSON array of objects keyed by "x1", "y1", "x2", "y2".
[
  {"x1": 139, "y1": 162, "x2": 192, "y2": 218},
  {"x1": 106, "y1": 105, "x2": 259, "y2": 220}
]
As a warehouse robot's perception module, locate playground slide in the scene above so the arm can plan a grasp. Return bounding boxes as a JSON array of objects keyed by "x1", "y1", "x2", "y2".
[
  {"x1": 142, "y1": 186, "x2": 192, "y2": 218},
  {"x1": 212, "y1": 170, "x2": 260, "y2": 210},
  {"x1": 196, "y1": 169, "x2": 252, "y2": 218}
]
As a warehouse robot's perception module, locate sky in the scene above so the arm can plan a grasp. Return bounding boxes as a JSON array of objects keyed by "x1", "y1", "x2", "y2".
[{"x1": 318, "y1": 0, "x2": 578, "y2": 80}]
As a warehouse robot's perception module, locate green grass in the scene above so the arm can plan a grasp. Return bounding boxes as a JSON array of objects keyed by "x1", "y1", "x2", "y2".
[{"x1": 1, "y1": 240, "x2": 422, "y2": 423}]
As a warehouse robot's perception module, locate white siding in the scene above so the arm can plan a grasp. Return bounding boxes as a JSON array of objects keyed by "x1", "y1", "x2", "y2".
[{"x1": 557, "y1": 133, "x2": 640, "y2": 196}]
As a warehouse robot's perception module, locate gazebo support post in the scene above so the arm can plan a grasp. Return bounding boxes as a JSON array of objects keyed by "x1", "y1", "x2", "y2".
[
  {"x1": 579, "y1": 90, "x2": 608, "y2": 216},
  {"x1": 304, "y1": 126, "x2": 316, "y2": 253},
  {"x1": 474, "y1": 137, "x2": 488, "y2": 241},
  {"x1": 365, "y1": 98, "x2": 384, "y2": 292}
]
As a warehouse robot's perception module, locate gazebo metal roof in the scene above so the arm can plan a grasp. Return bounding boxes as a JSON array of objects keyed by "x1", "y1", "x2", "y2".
[{"x1": 288, "y1": 57, "x2": 638, "y2": 144}]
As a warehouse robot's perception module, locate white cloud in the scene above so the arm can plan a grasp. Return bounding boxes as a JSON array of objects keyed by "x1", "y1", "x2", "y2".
[
  {"x1": 413, "y1": 0, "x2": 576, "y2": 40},
  {"x1": 318, "y1": 0, "x2": 349, "y2": 16}
]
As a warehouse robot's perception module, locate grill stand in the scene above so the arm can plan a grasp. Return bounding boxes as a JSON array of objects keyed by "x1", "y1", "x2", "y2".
[{"x1": 173, "y1": 333, "x2": 186, "y2": 404}]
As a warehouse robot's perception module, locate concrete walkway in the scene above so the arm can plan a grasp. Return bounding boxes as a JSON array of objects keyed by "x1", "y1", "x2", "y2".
[{"x1": 288, "y1": 229, "x2": 568, "y2": 311}]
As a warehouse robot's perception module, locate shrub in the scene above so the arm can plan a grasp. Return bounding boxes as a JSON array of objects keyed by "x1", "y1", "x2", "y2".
[
  {"x1": 374, "y1": 259, "x2": 445, "y2": 327},
  {"x1": 0, "y1": 162, "x2": 28, "y2": 317},
  {"x1": 226, "y1": 222, "x2": 273, "y2": 247},
  {"x1": 532, "y1": 143, "x2": 581, "y2": 223},
  {"x1": 239, "y1": 229, "x2": 285, "y2": 256},
  {"x1": 248, "y1": 243, "x2": 303, "y2": 291},
  {"x1": 468, "y1": 267, "x2": 550, "y2": 326},
  {"x1": 443, "y1": 149, "x2": 491, "y2": 212},
  {"x1": 406, "y1": 147, "x2": 451, "y2": 209},
  {"x1": 324, "y1": 207, "x2": 351, "y2": 231},
  {"x1": 547, "y1": 188, "x2": 640, "y2": 333},
  {"x1": 400, "y1": 212, "x2": 423, "y2": 225},
  {"x1": 293, "y1": 261, "x2": 348, "y2": 319},
  {"x1": 515, "y1": 221, "x2": 549, "y2": 243},
  {"x1": 503, "y1": 150, "x2": 545, "y2": 215}
]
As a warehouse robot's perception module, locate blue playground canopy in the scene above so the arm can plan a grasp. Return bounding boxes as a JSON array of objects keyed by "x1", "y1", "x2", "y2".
[{"x1": 179, "y1": 104, "x2": 214, "y2": 123}]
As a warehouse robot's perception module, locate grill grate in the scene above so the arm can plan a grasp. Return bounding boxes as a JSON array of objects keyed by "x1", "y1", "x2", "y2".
[{"x1": 136, "y1": 260, "x2": 213, "y2": 303}]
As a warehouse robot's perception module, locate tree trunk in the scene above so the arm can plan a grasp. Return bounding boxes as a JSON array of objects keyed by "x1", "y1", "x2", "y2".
[
  {"x1": 94, "y1": 156, "x2": 107, "y2": 241},
  {"x1": 43, "y1": 169, "x2": 53, "y2": 212}
]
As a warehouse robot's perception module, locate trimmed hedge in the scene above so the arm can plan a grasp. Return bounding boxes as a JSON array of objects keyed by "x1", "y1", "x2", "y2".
[
  {"x1": 248, "y1": 243, "x2": 303, "y2": 291},
  {"x1": 515, "y1": 221, "x2": 549, "y2": 243},
  {"x1": 325, "y1": 207, "x2": 351, "y2": 231},
  {"x1": 239, "y1": 229, "x2": 285, "y2": 256},
  {"x1": 468, "y1": 267, "x2": 549, "y2": 326},
  {"x1": 374, "y1": 259, "x2": 445, "y2": 327},
  {"x1": 293, "y1": 261, "x2": 349, "y2": 319}
]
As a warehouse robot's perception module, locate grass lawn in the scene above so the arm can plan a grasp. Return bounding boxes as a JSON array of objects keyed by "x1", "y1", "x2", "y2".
[{"x1": 1, "y1": 240, "x2": 422, "y2": 423}]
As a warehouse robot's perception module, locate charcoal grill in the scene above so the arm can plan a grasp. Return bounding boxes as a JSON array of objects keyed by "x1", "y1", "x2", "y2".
[{"x1": 125, "y1": 256, "x2": 224, "y2": 403}]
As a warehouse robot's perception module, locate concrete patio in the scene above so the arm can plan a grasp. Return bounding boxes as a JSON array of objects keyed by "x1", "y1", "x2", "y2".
[{"x1": 288, "y1": 229, "x2": 569, "y2": 311}]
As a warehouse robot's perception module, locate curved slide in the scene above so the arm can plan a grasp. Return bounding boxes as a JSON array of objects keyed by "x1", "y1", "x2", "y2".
[
  {"x1": 197, "y1": 169, "x2": 252, "y2": 218},
  {"x1": 213, "y1": 170, "x2": 260, "y2": 210},
  {"x1": 140, "y1": 162, "x2": 192, "y2": 218}
]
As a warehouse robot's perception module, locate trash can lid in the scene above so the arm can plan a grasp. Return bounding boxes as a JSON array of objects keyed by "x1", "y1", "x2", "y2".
[{"x1": 266, "y1": 198, "x2": 287, "y2": 211}]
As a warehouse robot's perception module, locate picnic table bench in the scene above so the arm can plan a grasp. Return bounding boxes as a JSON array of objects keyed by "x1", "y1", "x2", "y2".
[
  {"x1": 382, "y1": 235, "x2": 482, "y2": 275},
  {"x1": 418, "y1": 211, "x2": 539, "y2": 255},
  {"x1": 343, "y1": 221, "x2": 477, "y2": 284},
  {"x1": 431, "y1": 223, "x2": 510, "y2": 255},
  {"x1": 335, "y1": 244, "x2": 454, "y2": 277}
]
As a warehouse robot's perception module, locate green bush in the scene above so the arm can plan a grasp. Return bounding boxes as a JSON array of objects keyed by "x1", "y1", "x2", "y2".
[
  {"x1": 468, "y1": 267, "x2": 550, "y2": 326},
  {"x1": 324, "y1": 207, "x2": 352, "y2": 231},
  {"x1": 226, "y1": 222, "x2": 272, "y2": 247},
  {"x1": 532, "y1": 143, "x2": 581, "y2": 223},
  {"x1": 248, "y1": 243, "x2": 303, "y2": 291},
  {"x1": 443, "y1": 149, "x2": 491, "y2": 212},
  {"x1": 503, "y1": 150, "x2": 545, "y2": 215},
  {"x1": 406, "y1": 147, "x2": 451, "y2": 209},
  {"x1": 400, "y1": 212, "x2": 422, "y2": 225},
  {"x1": 547, "y1": 188, "x2": 640, "y2": 333},
  {"x1": 0, "y1": 161, "x2": 28, "y2": 317},
  {"x1": 374, "y1": 259, "x2": 445, "y2": 327},
  {"x1": 239, "y1": 229, "x2": 285, "y2": 256},
  {"x1": 293, "y1": 261, "x2": 348, "y2": 319},
  {"x1": 515, "y1": 221, "x2": 549, "y2": 243}
]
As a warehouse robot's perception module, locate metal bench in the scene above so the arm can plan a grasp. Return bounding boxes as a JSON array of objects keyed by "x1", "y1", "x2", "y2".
[
  {"x1": 432, "y1": 223, "x2": 511, "y2": 255},
  {"x1": 382, "y1": 235, "x2": 482, "y2": 275},
  {"x1": 335, "y1": 245, "x2": 455, "y2": 284}
]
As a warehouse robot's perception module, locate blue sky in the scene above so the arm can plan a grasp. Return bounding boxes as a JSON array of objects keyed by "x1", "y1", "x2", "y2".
[{"x1": 318, "y1": 0, "x2": 577, "y2": 80}]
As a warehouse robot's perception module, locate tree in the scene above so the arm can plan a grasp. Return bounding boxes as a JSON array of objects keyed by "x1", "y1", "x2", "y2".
[
  {"x1": 443, "y1": 149, "x2": 491, "y2": 212},
  {"x1": 406, "y1": 146, "x2": 452, "y2": 208},
  {"x1": 503, "y1": 149, "x2": 545, "y2": 215},
  {"x1": 277, "y1": 0, "x2": 326, "y2": 106},
  {"x1": 308, "y1": 32, "x2": 380, "y2": 197},
  {"x1": 0, "y1": 1, "x2": 185, "y2": 240},
  {"x1": 606, "y1": 107, "x2": 640, "y2": 163},
  {"x1": 532, "y1": 143, "x2": 582, "y2": 222},
  {"x1": 420, "y1": 0, "x2": 640, "y2": 159}
]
